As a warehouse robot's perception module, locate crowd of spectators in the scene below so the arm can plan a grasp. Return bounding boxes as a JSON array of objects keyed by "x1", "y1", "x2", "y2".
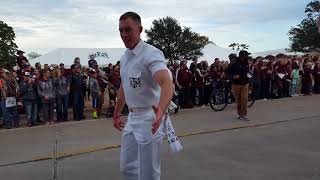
[{"x1": 0, "y1": 50, "x2": 319, "y2": 129}]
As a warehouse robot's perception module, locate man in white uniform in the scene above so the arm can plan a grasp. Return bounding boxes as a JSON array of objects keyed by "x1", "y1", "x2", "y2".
[{"x1": 113, "y1": 12, "x2": 174, "y2": 180}]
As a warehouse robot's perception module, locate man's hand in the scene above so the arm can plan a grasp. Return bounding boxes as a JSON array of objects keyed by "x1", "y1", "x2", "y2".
[
  {"x1": 233, "y1": 75, "x2": 240, "y2": 79},
  {"x1": 152, "y1": 105, "x2": 164, "y2": 134},
  {"x1": 44, "y1": 96, "x2": 49, "y2": 100},
  {"x1": 113, "y1": 114, "x2": 124, "y2": 131}
]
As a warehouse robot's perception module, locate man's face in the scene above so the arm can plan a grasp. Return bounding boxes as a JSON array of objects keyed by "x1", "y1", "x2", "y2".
[
  {"x1": 181, "y1": 63, "x2": 187, "y2": 69},
  {"x1": 75, "y1": 59, "x2": 80, "y2": 65},
  {"x1": 240, "y1": 54, "x2": 249, "y2": 62},
  {"x1": 119, "y1": 18, "x2": 142, "y2": 49},
  {"x1": 74, "y1": 67, "x2": 80, "y2": 73}
]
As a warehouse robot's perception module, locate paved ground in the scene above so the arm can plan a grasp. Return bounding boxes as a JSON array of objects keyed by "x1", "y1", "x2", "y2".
[{"x1": 0, "y1": 95, "x2": 320, "y2": 180}]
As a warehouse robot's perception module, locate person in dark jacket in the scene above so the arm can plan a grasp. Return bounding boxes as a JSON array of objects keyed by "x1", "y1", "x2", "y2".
[
  {"x1": 194, "y1": 63, "x2": 205, "y2": 106},
  {"x1": 38, "y1": 70, "x2": 56, "y2": 125},
  {"x1": 226, "y1": 50, "x2": 250, "y2": 121},
  {"x1": 20, "y1": 72, "x2": 38, "y2": 127},
  {"x1": 16, "y1": 50, "x2": 29, "y2": 69},
  {"x1": 70, "y1": 64, "x2": 86, "y2": 121}
]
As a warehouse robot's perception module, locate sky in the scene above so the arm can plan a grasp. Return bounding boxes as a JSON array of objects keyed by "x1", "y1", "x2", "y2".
[{"x1": 0, "y1": 0, "x2": 309, "y2": 54}]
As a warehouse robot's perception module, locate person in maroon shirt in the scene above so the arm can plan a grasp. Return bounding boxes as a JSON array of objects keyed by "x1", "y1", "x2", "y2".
[
  {"x1": 313, "y1": 61, "x2": 320, "y2": 94},
  {"x1": 253, "y1": 59, "x2": 263, "y2": 99},
  {"x1": 176, "y1": 61, "x2": 192, "y2": 108},
  {"x1": 260, "y1": 59, "x2": 269, "y2": 99},
  {"x1": 302, "y1": 62, "x2": 314, "y2": 95},
  {"x1": 274, "y1": 57, "x2": 291, "y2": 98}
]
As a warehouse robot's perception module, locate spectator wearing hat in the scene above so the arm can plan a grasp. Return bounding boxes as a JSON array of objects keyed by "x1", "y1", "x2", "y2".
[
  {"x1": 70, "y1": 64, "x2": 86, "y2": 121},
  {"x1": 89, "y1": 69, "x2": 101, "y2": 119},
  {"x1": 88, "y1": 54, "x2": 97, "y2": 69},
  {"x1": 38, "y1": 70, "x2": 56, "y2": 125},
  {"x1": 54, "y1": 70, "x2": 70, "y2": 122},
  {"x1": 226, "y1": 50, "x2": 251, "y2": 121},
  {"x1": 20, "y1": 72, "x2": 38, "y2": 127},
  {"x1": 16, "y1": 50, "x2": 29, "y2": 69},
  {"x1": 22, "y1": 63, "x2": 32, "y2": 73}
]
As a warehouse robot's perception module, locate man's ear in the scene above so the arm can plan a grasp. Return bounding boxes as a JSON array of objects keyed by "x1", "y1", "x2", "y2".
[{"x1": 139, "y1": 26, "x2": 143, "y2": 33}]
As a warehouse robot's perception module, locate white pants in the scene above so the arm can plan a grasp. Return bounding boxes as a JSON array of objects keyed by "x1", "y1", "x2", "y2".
[{"x1": 120, "y1": 110, "x2": 164, "y2": 180}]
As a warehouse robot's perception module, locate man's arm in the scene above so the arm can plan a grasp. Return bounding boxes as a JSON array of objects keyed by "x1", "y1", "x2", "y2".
[
  {"x1": 113, "y1": 84, "x2": 126, "y2": 131},
  {"x1": 152, "y1": 69, "x2": 174, "y2": 134},
  {"x1": 114, "y1": 84, "x2": 125, "y2": 116},
  {"x1": 155, "y1": 69, "x2": 174, "y2": 112}
]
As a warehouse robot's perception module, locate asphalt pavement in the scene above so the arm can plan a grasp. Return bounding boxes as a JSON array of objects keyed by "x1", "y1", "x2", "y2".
[{"x1": 0, "y1": 95, "x2": 320, "y2": 180}]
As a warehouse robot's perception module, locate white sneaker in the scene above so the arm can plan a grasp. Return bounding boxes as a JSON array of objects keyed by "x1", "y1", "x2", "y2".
[{"x1": 240, "y1": 117, "x2": 249, "y2": 121}]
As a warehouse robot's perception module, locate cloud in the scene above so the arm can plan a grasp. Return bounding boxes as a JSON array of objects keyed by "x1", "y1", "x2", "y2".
[{"x1": 0, "y1": 0, "x2": 307, "y2": 53}]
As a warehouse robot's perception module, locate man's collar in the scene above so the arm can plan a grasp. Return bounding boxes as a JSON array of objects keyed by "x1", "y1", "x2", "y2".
[{"x1": 128, "y1": 40, "x2": 144, "y2": 56}]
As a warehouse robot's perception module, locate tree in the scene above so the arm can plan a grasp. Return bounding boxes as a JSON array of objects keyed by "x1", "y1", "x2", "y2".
[
  {"x1": 0, "y1": 21, "x2": 18, "y2": 70},
  {"x1": 145, "y1": 17, "x2": 211, "y2": 60},
  {"x1": 228, "y1": 43, "x2": 249, "y2": 51},
  {"x1": 27, "y1": 52, "x2": 41, "y2": 59},
  {"x1": 239, "y1": 44, "x2": 249, "y2": 50},
  {"x1": 288, "y1": 0, "x2": 320, "y2": 52},
  {"x1": 229, "y1": 43, "x2": 238, "y2": 50}
]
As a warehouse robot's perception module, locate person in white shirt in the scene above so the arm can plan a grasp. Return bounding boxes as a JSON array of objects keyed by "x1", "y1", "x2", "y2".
[{"x1": 113, "y1": 12, "x2": 174, "y2": 180}]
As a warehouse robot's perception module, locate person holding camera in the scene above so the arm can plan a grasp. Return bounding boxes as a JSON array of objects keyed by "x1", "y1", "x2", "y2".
[{"x1": 20, "y1": 72, "x2": 38, "y2": 127}]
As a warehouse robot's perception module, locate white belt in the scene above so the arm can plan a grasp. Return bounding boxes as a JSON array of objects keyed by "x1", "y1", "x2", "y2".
[{"x1": 128, "y1": 107, "x2": 152, "y2": 113}]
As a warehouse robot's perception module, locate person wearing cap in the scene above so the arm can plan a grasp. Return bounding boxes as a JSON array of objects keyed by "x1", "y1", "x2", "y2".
[
  {"x1": 226, "y1": 50, "x2": 251, "y2": 121},
  {"x1": 16, "y1": 50, "x2": 29, "y2": 69},
  {"x1": 114, "y1": 12, "x2": 174, "y2": 180},
  {"x1": 88, "y1": 54, "x2": 98, "y2": 69},
  {"x1": 22, "y1": 63, "x2": 32, "y2": 73},
  {"x1": 89, "y1": 69, "x2": 101, "y2": 119},
  {"x1": 20, "y1": 72, "x2": 38, "y2": 127}
]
